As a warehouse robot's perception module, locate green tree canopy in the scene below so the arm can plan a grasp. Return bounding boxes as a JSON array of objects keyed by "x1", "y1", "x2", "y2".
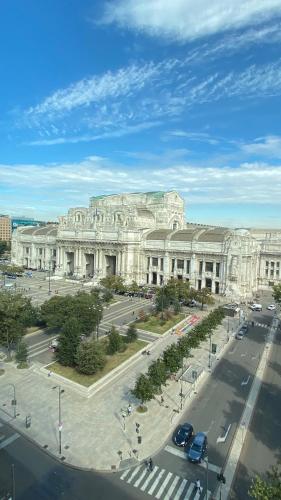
[
  {"x1": 76, "y1": 340, "x2": 106, "y2": 375},
  {"x1": 272, "y1": 284, "x2": 281, "y2": 305},
  {"x1": 0, "y1": 291, "x2": 38, "y2": 357},
  {"x1": 107, "y1": 326, "x2": 124, "y2": 354},
  {"x1": 126, "y1": 324, "x2": 138, "y2": 343},
  {"x1": 147, "y1": 359, "x2": 167, "y2": 389},
  {"x1": 40, "y1": 291, "x2": 103, "y2": 336},
  {"x1": 15, "y1": 340, "x2": 28, "y2": 364},
  {"x1": 0, "y1": 241, "x2": 8, "y2": 256},
  {"x1": 100, "y1": 275, "x2": 126, "y2": 293},
  {"x1": 57, "y1": 317, "x2": 82, "y2": 366},
  {"x1": 249, "y1": 462, "x2": 281, "y2": 499},
  {"x1": 132, "y1": 374, "x2": 155, "y2": 405}
]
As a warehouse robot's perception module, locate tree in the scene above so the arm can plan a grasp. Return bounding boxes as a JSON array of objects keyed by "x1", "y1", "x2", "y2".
[
  {"x1": 107, "y1": 326, "x2": 124, "y2": 354},
  {"x1": 0, "y1": 291, "x2": 37, "y2": 358},
  {"x1": 131, "y1": 374, "x2": 155, "y2": 405},
  {"x1": 147, "y1": 359, "x2": 167, "y2": 390},
  {"x1": 273, "y1": 284, "x2": 281, "y2": 305},
  {"x1": 249, "y1": 462, "x2": 281, "y2": 499},
  {"x1": 100, "y1": 275, "x2": 126, "y2": 293},
  {"x1": 195, "y1": 287, "x2": 214, "y2": 310},
  {"x1": 102, "y1": 289, "x2": 113, "y2": 303},
  {"x1": 15, "y1": 340, "x2": 28, "y2": 364},
  {"x1": 76, "y1": 340, "x2": 106, "y2": 375},
  {"x1": 126, "y1": 324, "x2": 138, "y2": 343},
  {"x1": 163, "y1": 344, "x2": 182, "y2": 373},
  {"x1": 57, "y1": 318, "x2": 82, "y2": 366}
]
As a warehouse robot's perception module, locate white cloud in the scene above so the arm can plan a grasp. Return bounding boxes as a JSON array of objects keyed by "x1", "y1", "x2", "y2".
[
  {"x1": 101, "y1": 0, "x2": 281, "y2": 42},
  {"x1": 242, "y1": 135, "x2": 281, "y2": 158},
  {"x1": 1, "y1": 158, "x2": 281, "y2": 224}
]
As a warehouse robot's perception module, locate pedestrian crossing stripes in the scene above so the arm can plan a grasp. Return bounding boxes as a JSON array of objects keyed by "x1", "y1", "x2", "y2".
[
  {"x1": 0, "y1": 433, "x2": 20, "y2": 450},
  {"x1": 255, "y1": 323, "x2": 268, "y2": 329},
  {"x1": 120, "y1": 463, "x2": 211, "y2": 499}
]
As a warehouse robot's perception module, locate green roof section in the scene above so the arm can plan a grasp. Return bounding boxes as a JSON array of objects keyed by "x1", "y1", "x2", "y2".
[{"x1": 90, "y1": 191, "x2": 168, "y2": 202}]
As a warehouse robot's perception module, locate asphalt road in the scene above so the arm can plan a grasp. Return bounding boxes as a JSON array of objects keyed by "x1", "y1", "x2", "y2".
[
  {"x1": 0, "y1": 421, "x2": 132, "y2": 500},
  {"x1": 114, "y1": 309, "x2": 274, "y2": 499},
  {"x1": 230, "y1": 316, "x2": 281, "y2": 499}
]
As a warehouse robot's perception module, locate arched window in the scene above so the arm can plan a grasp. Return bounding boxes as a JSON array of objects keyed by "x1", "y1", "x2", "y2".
[{"x1": 173, "y1": 221, "x2": 178, "y2": 230}]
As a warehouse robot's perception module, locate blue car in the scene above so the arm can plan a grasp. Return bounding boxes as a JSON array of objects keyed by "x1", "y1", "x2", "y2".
[{"x1": 187, "y1": 432, "x2": 207, "y2": 463}]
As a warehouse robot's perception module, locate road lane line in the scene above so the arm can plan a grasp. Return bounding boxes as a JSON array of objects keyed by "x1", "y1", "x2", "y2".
[
  {"x1": 0, "y1": 433, "x2": 20, "y2": 450},
  {"x1": 155, "y1": 472, "x2": 173, "y2": 498},
  {"x1": 120, "y1": 468, "x2": 131, "y2": 480}
]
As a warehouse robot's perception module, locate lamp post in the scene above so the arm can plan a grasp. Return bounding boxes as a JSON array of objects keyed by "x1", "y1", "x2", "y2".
[
  {"x1": 96, "y1": 304, "x2": 103, "y2": 340},
  {"x1": 204, "y1": 456, "x2": 209, "y2": 500},
  {"x1": 52, "y1": 385, "x2": 65, "y2": 454}
]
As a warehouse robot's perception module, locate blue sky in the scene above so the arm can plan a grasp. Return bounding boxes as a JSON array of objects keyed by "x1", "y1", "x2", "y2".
[{"x1": 1, "y1": 0, "x2": 281, "y2": 227}]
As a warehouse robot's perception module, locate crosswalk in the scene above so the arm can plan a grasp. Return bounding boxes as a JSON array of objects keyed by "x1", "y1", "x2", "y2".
[
  {"x1": 254, "y1": 322, "x2": 269, "y2": 329},
  {"x1": 0, "y1": 430, "x2": 20, "y2": 450},
  {"x1": 120, "y1": 463, "x2": 211, "y2": 499}
]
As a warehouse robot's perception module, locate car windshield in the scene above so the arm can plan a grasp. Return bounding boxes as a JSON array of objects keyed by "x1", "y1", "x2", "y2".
[
  {"x1": 191, "y1": 443, "x2": 201, "y2": 452},
  {"x1": 178, "y1": 428, "x2": 187, "y2": 439}
]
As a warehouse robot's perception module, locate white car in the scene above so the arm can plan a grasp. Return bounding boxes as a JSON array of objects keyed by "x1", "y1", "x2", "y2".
[
  {"x1": 267, "y1": 304, "x2": 276, "y2": 311},
  {"x1": 250, "y1": 303, "x2": 262, "y2": 312}
]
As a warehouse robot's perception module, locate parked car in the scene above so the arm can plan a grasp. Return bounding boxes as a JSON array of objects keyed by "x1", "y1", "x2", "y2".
[
  {"x1": 267, "y1": 304, "x2": 276, "y2": 311},
  {"x1": 235, "y1": 331, "x2": 244, "y2": 340},
  {"x1": 249, "y1": 303, "x2": 262, "y2": 312},
  {"x1": 239, "y1": 324, "x2": 248, "y2": 335},
  {"x1": 173, "y1": 422, "x2": 194, "y2": 447},
  {"x1": 50, "y1": 339, "x2": 59, "y2": 351},
  {"x1": 187, "y1": 432, "x2": 207, "y2": 463}
]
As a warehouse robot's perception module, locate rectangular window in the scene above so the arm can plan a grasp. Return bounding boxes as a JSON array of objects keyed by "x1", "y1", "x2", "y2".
[
  {"x1": 199, "y1": 261, "x2": 203, "y2": 274},
  {"x1": 147, "y1": 257, "x2": 150, "y2": 270},
  {"x1": 198, "y1": 279, "x2": 202, "y2": 290},
  {"x1": 177, "y1": 259, "x2": 184, "y2": 270},
  {"x1": 265, "y1": 269, "x2": 268, "y2": 276},
  {"x1": 276, "y1": 270, "x2": 279, "y2": 277},
  {"x1": 216, "y1": 262, "x2": 220, "y2": 278},
  {"x1": 271, "y1": 261, "x2": 274, "y2": 267},
  {"x1": 172, "y1": 259, "x2": 175, "y2": 272},
  {"x1": 205, "y1": 278, "x2": 212, "y2": 290},
  {"x1": 146, "y1": 273, "x2": 149, "y2": 284},
  {"x1": 186, "y1": 278, "x2": 190, "y2": 283},
  {"x1": 215, "y1": 282, "x2": 220, "y2": 294},
  {"x1": 39, "y1": 248, "x2": 43, "y2": 255},
  {"x1": 160, "y1": 258, "x2": 163, "y2": 271},
  {"x1": 177, "y1": 274, "x2": 183, "y2": 280},
  {"x1": 25, "y1": 247, "x2": 29, "y2": 254},
  {"x1": 186, "y1": 260, "x2": 190, "y2": 274},
  {"x1": 53, "y1": 249, "x2": 56, "y2": 257},
  {"x1": 277, "y1": 262, "x2": 280, "y2": 268},
  {"x1": 205, "y1": 262, "x2": 213, "y2": 272},
  {"x1": 152, "y1": 257, "x2": 158, "y2": 267},
  {"x1": 266, "y1": 261, "x2": 269, "y2": 266},
  {"x1": 270, "y1": 269, "x2": 274, "y2": 276},
  {"x1": 160, "y1": 275, "x2": 163, "y2": 285}
]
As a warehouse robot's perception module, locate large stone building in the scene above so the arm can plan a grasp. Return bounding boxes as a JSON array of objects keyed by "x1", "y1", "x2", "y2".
[{"x1": 11, "y1": 191, "x2": 281, "y2": 299}]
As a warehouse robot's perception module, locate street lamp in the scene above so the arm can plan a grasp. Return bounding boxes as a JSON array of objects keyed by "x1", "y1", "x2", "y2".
[
  {"x1": 52, "y1": 385, "x2": 65, "y2": 454},
  {"x1": 48, "y1": 261, "x2": 52, "y2": 295},
  {"x1": 203, "y1": 456, "x2": 209, "y2": 500},
  {"x1": 96, "y1": 304, "x2": 103, "y2": 340}
]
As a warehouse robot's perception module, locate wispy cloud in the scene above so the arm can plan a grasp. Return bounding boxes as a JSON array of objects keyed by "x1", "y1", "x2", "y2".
[
  {"x1": 101, "y1": 0, "x2": 281, "y2": 42},
  {"x1": 1, "y1": 158, "x2": 281, "y2": 223},
  {"x1": 241, "y1": 135, "x2": 281, "y2": 158}
]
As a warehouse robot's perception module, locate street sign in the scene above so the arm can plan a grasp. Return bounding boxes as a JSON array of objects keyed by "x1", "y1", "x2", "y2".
[{"x1": 211, "y1": 343, "x2": 217, "y2": 354}]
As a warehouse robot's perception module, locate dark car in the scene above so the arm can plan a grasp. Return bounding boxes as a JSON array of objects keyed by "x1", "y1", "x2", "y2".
[
  {"x1": 173, "y1": 423, "x2": 194, "y2": 447},
  {"x1": 187, "y1": 432, "x2": 207, "y2": 463},
  {"x1": 239, "y1": 324, "x2": 248, "y2": 335}
]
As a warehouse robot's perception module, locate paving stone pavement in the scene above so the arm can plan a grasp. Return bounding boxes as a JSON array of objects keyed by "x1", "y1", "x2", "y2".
[{"x1": 0, "y1": 311, "x2": 235, "y2": 472}]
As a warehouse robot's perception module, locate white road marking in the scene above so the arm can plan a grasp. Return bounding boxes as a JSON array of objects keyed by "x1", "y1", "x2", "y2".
[
  {"x1": 183, "y1": 482, "x2": 194, "y2": 499},
  {"x1": 217, "y1": 424, "x2": 231, "y2": 443},
  {"x1": 120, "y1": 468, "x2": 131, "y2": 480},
  {"x1": 155, "y1": 472, "x2": 173, "y2": 498},
  {"x1": 133, "y1": 467, "x2": 148, "y2": 488},
  {"x1": 164, "y1": 444, "x2": 186, "y2": 460},
  {"x1": 140, "y1": 465, "x2": 159, "y2": 491},
  {"x1": 0, "y1": 433, "x2": 20, "y2": 450},
  {"x1": 241, "y1": 375, "x2": 251, "y2": 386},
  {"x1": 148, "y1": 468, "x2": 165, "y2": 495},
  {"x1": 163, "y1": 475, "x2": 180, "y2": 500},
  {"x1": 173, "y1": 479, "x2": 188, "y2": 500},
  {"x1": 127, "y1": 465, "x2": 142, "y2": 484}
]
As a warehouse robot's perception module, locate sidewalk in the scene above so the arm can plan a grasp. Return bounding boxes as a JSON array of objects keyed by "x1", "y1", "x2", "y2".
[{"x1": 0, "y1": 310, "x2": 235, "y2": 472}]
